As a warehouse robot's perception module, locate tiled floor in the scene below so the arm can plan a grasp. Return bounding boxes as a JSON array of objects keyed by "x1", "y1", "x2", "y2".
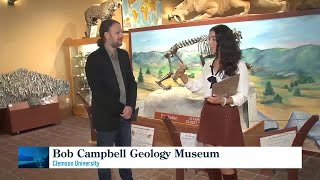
[{"x1": 0, "y1": 116, "x2": 319, "y2": 180}]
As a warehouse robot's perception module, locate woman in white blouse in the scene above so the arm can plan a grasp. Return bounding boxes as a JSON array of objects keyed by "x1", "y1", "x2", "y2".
[{"x1": 175, "y1": 24, "x2": 249, "y2": 180}]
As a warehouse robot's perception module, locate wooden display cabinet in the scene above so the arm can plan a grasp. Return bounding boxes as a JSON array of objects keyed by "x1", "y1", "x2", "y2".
[
  {"x1": 66, "y1": 33, "x2": 130, "y2": 117},
  {"x1": 3, "y1": 98, "x2": 60, "y2": 134}
]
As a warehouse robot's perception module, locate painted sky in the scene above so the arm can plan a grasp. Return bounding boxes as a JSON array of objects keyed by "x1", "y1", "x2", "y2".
[{"x1": 131, "y1": 14, "x2": 320, "y2": 53}]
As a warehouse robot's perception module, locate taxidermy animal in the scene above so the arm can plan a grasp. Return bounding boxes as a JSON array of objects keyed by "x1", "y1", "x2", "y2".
[
  {"x1": 84, "y1": 0, "x2": 122, "y2": 37},
  {"x1": 0, "y1": 68, "x2": 69, "y2": 108},
  {"x1": 168, "y1": 0, "x2": 288, "y2": 22}
]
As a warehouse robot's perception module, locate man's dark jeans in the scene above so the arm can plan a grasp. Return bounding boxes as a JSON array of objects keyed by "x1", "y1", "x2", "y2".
[{"x1": 96, "y1": 118, "x2": 133, "y2": 180}]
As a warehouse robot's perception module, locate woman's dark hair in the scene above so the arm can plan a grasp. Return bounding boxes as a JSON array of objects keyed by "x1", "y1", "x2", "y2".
[
  {"x1": 210, "y1": 24, "x2": 242, "y2": 76},
  {"x1": 97, "y1": 19, "x2": 120, "y2": 47}
]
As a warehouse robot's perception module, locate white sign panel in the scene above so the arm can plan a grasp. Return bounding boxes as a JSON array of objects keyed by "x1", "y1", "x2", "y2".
[{"x1": 131, "y1": 125, "x2": 154, "y2": 147}]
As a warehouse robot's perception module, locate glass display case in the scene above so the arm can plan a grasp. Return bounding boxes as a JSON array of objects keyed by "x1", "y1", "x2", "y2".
[
  {"x1": 67, "y1": 37, "x2": 99, "y2": 117},
  {"x1": 67, "y1": 33, "x2": 130, "y2": 117}
]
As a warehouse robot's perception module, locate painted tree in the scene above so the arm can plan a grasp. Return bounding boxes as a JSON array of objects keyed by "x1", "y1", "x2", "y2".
[
  {"x1": 188, "y1": 73, "x2": 195, "y2": 78},
  {"x1": 158, "y1": 69, "x2": 163, "y2": 78},
  {"x1": 138, "y1": 67, "x2": 144, "y2": 83},
  {"x1": 293, "y1": 88, "x2": 301, "y2": 96},
  {"x1": 297, "y1": 74, "x2": 316, "y2": 84},
  {"x1": 290, "y1": 81, "x2": 294, "y2": 87},
  {"x1": 264, "y1": 81, "x2": 275, "y2": 96},
  {"x1": 146, "y1": 66, "x2": 151, "y2": 74},
  {"x1": 273, "y1": 94, "x2": 283, "y2": 103}
]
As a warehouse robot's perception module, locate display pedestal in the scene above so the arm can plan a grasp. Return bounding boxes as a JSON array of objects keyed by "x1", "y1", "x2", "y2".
[{"x1": 3, "y1": 97, "x2": 60, "y2": 134}]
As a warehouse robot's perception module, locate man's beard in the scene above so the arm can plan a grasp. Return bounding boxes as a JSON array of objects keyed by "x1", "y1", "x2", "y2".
[{"x1": 111, "y1": 40, "x2": 122, "y2": 48}]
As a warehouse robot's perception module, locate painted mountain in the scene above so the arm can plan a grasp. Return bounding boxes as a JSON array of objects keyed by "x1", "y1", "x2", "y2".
[
  {"x1": 132, "y1": 50, "x2": 203, "y2": 68},
  {"x1": 242, "y1": 44, "x2": 320, "y2": 78},
  {"x1": 133, "y1": 44, "x2": 320, "y2": 79}
]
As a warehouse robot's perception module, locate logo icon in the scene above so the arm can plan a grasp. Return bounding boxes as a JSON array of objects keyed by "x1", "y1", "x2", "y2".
[{"x1": 18, "y1": 146, "x2": 49, "y2": 168}]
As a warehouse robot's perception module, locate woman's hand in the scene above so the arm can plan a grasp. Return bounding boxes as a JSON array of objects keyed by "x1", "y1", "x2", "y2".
[
  {"x1": 174, "y1": 63, "x2": 187, "y2": 78},
  {"x1": 206, "y1": 94, "x2": 224, "y2": 105},
  {"x1": 174, "y1": 63, "x2": 189, "y2": 84}
]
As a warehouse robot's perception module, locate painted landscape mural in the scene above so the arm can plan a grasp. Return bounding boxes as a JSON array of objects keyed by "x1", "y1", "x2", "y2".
[{"x1": 130, "y1": 13, "x2": 320, "y2": 133}]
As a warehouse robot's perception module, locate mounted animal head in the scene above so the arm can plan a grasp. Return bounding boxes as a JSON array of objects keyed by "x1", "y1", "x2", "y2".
[{"x1": 168, "y1": 0, "x2": 195, "y2": 22}]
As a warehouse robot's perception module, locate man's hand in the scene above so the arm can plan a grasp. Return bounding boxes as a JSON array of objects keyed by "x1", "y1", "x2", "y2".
[
  {"x1": 121, "y1": 106, "x2": 133, "y2": 120},
  {"x1": 206, "y1": 94, "x2": 224, "y2": 105}
]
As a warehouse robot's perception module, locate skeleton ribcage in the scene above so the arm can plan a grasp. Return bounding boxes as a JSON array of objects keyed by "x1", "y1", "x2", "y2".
[{"x1": 168, "y1": 35, "x2": 211, "y2": 56}]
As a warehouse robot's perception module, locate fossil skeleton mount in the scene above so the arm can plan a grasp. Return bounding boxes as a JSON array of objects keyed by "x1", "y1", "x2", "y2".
[
  {"x1": 155, "y1": 29, "x2": 251, "y2": 90},
  {"x1": 155, "y1": 35, "x2": 211, "y2": 90}
]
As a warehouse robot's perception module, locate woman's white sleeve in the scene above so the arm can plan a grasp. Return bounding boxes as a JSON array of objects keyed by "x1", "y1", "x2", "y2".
[
  {"x1": 230, "y1": 61, "x2": 249, "y2": 106},
  {"x1": 185, "y1": 72, "x2": 204, "y2": 93}
]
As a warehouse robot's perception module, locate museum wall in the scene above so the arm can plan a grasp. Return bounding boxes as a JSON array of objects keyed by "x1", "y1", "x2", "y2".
[
  {"x1": 0, "y1": 0, "x2": 284, "y2": 78},
  {"x1": 0, "y1": 0, "x2": 319, "y2": 119},
  {"x1": 0, "y1": 0, "x2": 122, "y2": 117}
]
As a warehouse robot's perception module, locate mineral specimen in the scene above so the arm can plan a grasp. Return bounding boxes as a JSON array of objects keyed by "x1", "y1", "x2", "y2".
[{"x1": 0, "y1": 68, "x2": 69, "y2": 108}]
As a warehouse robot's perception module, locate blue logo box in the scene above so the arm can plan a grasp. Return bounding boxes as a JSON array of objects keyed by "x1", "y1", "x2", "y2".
[{"x1": 18, "y1": 146, "x2": 49, "y2": 168}]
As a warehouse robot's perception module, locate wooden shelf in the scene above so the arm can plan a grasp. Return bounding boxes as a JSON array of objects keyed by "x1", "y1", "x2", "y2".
[{"x1": 68, "y1": 37, "x2": 99, "y2": 46}]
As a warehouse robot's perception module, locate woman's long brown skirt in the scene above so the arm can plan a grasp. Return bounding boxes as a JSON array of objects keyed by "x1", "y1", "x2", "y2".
[{"x1": 197, "y1": 100, "x2": 244, "y2": 146}]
